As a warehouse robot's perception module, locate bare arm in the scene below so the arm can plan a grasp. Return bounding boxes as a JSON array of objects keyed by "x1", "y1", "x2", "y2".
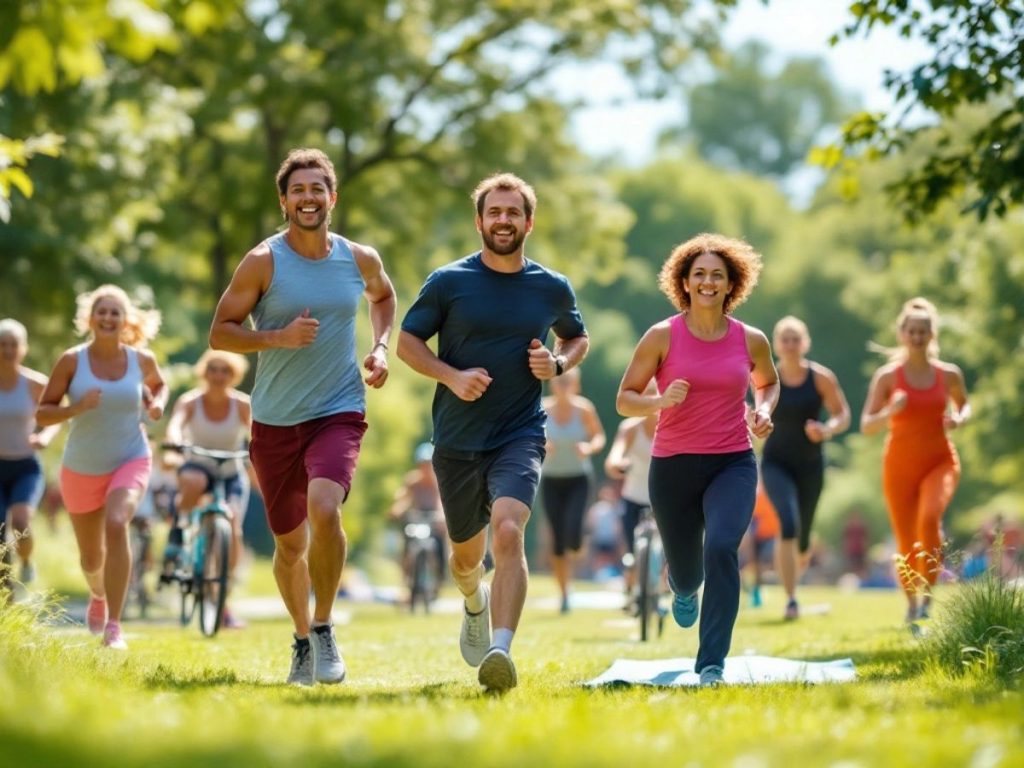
[
  {"x1": 807, "y1": 363, "x2": 851, "y2": 442},
  {"x1": 528, "y1": 333, "x2": 590, "y2": 381},
  {"x1": 163, "y1": 391, "x2": 197, "y2": 446},
  {"x1": 24, "y1": 369, "x2": 62, "y2": 447},
  {"x1": 860, "y1": 366, "x2": 898, "y2": 436},
  {"x1": 604, "y1": 418, "x2": 639, "y2": 479},
  {"x1": 209, "y1": 244, "x2": 319, "y2": 353},
  {"x1": 576, "y1": 398, "x2": 607, "y2": 458},
  {"x1": 397, "y1": 330, "x2": 493, "y2": 402},
  {"x1": 746, "y1": 326, "x2": 779, "y2": 439},
  {"x1": 36, "y1": 351, "x2": 98, "y2": 427},
  {"x1": 942, "y1": 363, "x2": 971, "y2": 430},
  {"x1": 138, "y1": 349, "x2": 168, "y2": 421},
  {"x1": 616, "y1": 323, "x2": 688, "y2": 417},
  {"x1": 352, "y1": 241, "x2": 396, "y2": 389}
]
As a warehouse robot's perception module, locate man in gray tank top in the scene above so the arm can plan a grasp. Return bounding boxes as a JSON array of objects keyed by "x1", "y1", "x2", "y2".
[{"x1": 210, "y1": 148, "x2": 396, "y2": 687}]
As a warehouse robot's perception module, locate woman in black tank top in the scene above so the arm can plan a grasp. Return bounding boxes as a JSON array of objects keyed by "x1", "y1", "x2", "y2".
[{"x1": 760, "y1": 317, "x2": 850, "y2": 620}]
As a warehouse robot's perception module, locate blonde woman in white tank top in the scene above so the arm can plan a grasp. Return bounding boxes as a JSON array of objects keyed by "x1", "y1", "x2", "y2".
[{"x1": 164, "y1": 349, "x2": 252, "y2": 628}]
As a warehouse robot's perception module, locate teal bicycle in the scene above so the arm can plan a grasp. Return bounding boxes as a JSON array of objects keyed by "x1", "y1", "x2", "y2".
[{"x1": 159, "y1": 444, "x2": 246, "y2": 637}]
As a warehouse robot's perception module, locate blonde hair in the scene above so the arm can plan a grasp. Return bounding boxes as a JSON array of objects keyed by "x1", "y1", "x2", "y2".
[
  {"x1": 194, "y1": 348, "x2": 249, "y2": 387},
  {"x1": 0, "y1": 318, "x2": 28, "y2": 346},
  {"x1": 73, "y1": 284, "x2": 161, "y2": 348},
  {"x1": 658, "y1": 233, "x2": 762, "y2": 314},
  {"x1": 773, "y1": 315, "x2": 810, "y2": 352},
  {"x1": 870, "y1": 297, "x2": 940, "y2": 362}
]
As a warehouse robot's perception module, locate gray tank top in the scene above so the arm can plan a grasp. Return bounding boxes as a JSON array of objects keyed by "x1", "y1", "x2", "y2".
[
  {"x1": 543, "y1": 406, "x2": 592, "y2": 478},
  {"x1": 250, "y1": 233, "x2": 366, "y2": 426},
  {"x1": 63, "y1": 346, "x2": 150, "y2": 474},
  {"x1": 0, "y1": 374, "x2": 35, "y2": 459},
  {"x1": 184, "y1": 396, "x2": 247, "y2": 477}
]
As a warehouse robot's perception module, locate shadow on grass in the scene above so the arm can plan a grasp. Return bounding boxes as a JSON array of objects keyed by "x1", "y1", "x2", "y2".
[
  {"x1": 144, "y1": 664, "x2": 281, "y2": 690},
  {"x1": 282, "y1": 680, "x2": 490, "y2": 706}
]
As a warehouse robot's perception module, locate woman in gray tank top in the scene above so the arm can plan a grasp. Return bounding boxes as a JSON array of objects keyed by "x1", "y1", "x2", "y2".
[
  {"x1": 164, "y1": 348, "x2": 252, "y2": 628},
  {"x1": 37, "y1": 285, "x2": 167, "y2": 650},
  {"x1": 0, "y1": 318, "x2": 60, "y2": 591},
  {"x1": 540, "y1": 368, "x2": 606, "y2": 613}
]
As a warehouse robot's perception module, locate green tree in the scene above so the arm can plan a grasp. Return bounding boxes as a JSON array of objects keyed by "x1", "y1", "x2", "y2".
[
  {"x1": 818, "y1": 0, "x2": 1024, "y2": 220},
  {"x1": 668, "y1": 40, "x2": 852, "y2": 176}
]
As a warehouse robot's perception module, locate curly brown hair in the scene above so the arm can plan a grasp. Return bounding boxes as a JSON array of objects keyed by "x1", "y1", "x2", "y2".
[
  {"x1": 657, "y1": 233, "x2": 763, "y2": 314},
  {"x1": 275, "y1": 148, "x2": 338, "y2": 197}
]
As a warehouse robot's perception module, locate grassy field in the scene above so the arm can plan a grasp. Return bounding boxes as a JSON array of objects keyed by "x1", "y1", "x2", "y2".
[{"x1": 2, "y1": 525, "x2": 1022, "y2": 768}]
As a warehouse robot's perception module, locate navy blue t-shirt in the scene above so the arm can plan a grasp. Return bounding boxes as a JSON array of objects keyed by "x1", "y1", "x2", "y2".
[{"x1": 401, "y1": 252, "x2": 587, "y2": 452}]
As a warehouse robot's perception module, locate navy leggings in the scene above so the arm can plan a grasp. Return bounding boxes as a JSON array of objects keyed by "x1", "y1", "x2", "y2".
[
  {"x1": 649, "y1": 450, "x2": 757, "y2": 672},
  {"x1": 761, "y1": 456, "x2": 824, "y2": 553}
]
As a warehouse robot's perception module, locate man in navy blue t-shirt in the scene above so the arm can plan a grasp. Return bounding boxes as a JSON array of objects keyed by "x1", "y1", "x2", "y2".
[{"x1": 398, "y1": 172, "x2": 589, "y2": 692}]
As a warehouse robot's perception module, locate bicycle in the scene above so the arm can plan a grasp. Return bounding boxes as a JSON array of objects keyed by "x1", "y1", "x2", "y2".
[
  {"x1": 159, "y1": 444, "x2": 247, "y2": 637},
  {"x1": 628, "y1": 505, "x2": 667, "y2": 642},
  {"x1": 402, "y1": 510, "x2": 441, "y2": 614}
]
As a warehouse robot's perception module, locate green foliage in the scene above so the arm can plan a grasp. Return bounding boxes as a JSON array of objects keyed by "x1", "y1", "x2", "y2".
[
  {"x1": 824, "y1": 1, "x2": 1024, "y2": 220},
  {"x1": 928, "y1": 569, "x2": 1024, "y2": 684},
  {"x1": 668, "y1": 40, "x2": 853, "y2": 176}
]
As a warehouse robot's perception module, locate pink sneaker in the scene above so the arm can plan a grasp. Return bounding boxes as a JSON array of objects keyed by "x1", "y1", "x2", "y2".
[
  {"x1": 103, "y1": 621, "x2": 128, "y2": 650},
  {"x1": 87, "y1": 597, "x2": 107, "y2": 635}
]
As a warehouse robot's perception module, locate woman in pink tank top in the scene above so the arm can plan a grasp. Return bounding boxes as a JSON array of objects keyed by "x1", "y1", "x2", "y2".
[{"x1": 616, "y1": 233, "x2": 779, "y2": 687}]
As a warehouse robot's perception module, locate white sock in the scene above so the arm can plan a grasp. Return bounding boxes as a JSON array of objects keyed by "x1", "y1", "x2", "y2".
[
  {"x1": 465, "y1": 585, "x2": 487, "y2": 614},
  {"x1": 492, "y1": 628, "x2": 514, "y2": 653},
  {"x1": 311, "y1": 619, "x2": 331, "y2": 629}
]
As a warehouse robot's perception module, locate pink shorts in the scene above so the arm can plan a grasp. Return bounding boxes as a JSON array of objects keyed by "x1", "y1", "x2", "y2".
[
  {"x1": 60, "y1": 456, "x2": 153, "y2": 515},
  {"x1": 249, "y1": 411, "x2": 367, "y2": 536}
]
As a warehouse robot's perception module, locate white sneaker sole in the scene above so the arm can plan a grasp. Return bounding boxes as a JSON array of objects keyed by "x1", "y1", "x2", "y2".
[{"x1": 478, "y1": 650, "x2": 517, "y2": 692}]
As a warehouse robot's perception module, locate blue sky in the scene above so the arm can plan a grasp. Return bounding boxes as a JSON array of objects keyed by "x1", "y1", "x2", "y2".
[{"x1": 561, "y1": 0, "x2": 932, "y2": 164}]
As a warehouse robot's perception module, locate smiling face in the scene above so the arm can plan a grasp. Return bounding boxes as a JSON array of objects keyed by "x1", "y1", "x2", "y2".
[
  {"x1": 899, "y1": 314, "x2": 934, "y2": 354},
  {"x1": 774, "y1": 327, "x2": 809, "y2": 361},
  {"x1": 476, "y1": 188, "x2": 533, "y2": 257},
  {"x1": 203, "y1": 359, "x2": 235, "y2": 390},
  {"x1": 682, "y1": 252, "x2": 732, "y2": 310},
  {"x1": 280, "y1": 167, "x2": 337, "y2": 231},
  {"x1": 90, "y1": 296, "x2": 127, "y2": 340}
]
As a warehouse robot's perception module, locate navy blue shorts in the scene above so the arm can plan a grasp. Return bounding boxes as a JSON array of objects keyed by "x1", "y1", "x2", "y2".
[
  {"x1": 432, "y1": 436, "x2": 546, "y2": 543},
  {"x1": 0, "y1": 456, "x2": 45, "y2": 518}
]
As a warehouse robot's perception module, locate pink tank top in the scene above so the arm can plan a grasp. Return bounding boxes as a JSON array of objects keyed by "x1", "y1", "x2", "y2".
[{"x1": 652, "y1": 314, "x2": 753, "y2": 457}]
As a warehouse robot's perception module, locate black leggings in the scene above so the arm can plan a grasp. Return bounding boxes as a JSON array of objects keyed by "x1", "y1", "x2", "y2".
[
  {"x1": 541, "y1": 474, "x2": 590, "y2": 556},
  {"x1": 761, "y1": 456, "x2": 824, "y2": 553},
  {"x1": 649, "y1": 450, "x2": 756, "y2": 672}
]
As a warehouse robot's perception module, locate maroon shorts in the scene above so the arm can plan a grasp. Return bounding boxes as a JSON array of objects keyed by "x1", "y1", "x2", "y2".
[{"x1": 249, "y1": 411, "x2": 368, "y2": 535}]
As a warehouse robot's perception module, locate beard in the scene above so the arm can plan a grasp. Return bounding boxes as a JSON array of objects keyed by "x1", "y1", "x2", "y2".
[
  {"x1": 288, "y1": 208, "x2": 329, "y2": 231},
  {"x1": 481, "y1": 227, "x2": 525, "y2": 256}
]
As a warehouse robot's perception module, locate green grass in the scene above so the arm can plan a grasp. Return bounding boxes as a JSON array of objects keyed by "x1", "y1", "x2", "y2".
[{"x1": 2, "y1": 523, "x2": 1022, "y2": 767}]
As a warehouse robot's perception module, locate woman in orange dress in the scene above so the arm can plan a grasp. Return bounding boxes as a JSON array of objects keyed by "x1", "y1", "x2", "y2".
[{"x1": 861, "y1": 298, "x2": 970, "y2": 622}]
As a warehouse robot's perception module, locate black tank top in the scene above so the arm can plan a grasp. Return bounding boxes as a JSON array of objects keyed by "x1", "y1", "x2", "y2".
[{"x1": 763, "y1": 367, "x2": 823, "y2": 464}]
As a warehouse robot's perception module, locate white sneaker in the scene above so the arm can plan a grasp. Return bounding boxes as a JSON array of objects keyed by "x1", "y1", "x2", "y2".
[
  {"x1": 460, "y1": 582, "x2": 490, "y2": 667},
  {"x1": 699, "y1": 665, "x2": 725, "y2": 687},
  {"x1": 311, "y1": 624, "x2": 346, "y2": 684},
  {"x1": 478, "y1": 648, "x2": 517, "y2": 692},
  {"x1": 287, "y1": 637, "x2": 314, "y2": 686}
]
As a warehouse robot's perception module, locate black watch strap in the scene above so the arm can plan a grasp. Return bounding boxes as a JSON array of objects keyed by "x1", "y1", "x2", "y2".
[{"x1": 555, "y1": 356, "x2": 566, "y2": 376}]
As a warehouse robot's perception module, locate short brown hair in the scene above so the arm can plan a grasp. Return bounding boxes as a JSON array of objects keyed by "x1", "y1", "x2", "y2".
[
  {"x1": 658, "y1": 233, "x2": 762, "y2": 314},
  {"x1": 472, "y1": 172, "x2": 537, "y2": 219},
  {"x1": 276, "y1": 148, "x2": 338, "y2": 196}
]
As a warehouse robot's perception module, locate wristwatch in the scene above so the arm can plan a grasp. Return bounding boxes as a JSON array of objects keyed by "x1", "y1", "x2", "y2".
[{"x1": 554, "y1": 355, "x2": 567, "y2": 376}]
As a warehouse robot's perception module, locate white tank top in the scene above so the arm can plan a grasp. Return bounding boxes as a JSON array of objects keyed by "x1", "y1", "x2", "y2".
[
  {"x1": 0, "y1": 374, "x2": 35, "y2": 459},
  {"x1": 621, "y1": 423, "x2": 653, "y2": 505},
  {"x1": 184, "y1": 395, "x2": 247, "y2": 477}
]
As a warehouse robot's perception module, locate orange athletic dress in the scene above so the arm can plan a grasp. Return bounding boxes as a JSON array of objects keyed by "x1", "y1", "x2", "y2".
[{"x1": 882, "y1": 365, "x2": 960, "y2": 591}]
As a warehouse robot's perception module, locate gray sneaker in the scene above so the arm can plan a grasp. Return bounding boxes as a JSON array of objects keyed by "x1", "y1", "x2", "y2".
[
  {"x1": 311, "y1": 623, "x2": 346, "y2": 684},
  {"x1": 460, "y1": 583, "x2": 490, "y2": 667},
  {"x1": 699, "y1": 665, "x2": 725, "y2": 687},
  {"x1": 478, "y1": 648, "x2": 517, "y2": 692},
  {"x1": 287, "y1": 637, "x2": 314, "y2": 687},
  {"x1": 19, "y1": 561, "x2": 36, "y2": 585}
]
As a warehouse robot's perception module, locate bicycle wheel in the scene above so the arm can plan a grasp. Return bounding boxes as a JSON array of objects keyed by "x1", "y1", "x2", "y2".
[
  {"x1": 196, "y1": 514, "x2": 231, "y2": 637},
  {"x1": 636, "y1": 533, "x2": 653, "y2": 642}
]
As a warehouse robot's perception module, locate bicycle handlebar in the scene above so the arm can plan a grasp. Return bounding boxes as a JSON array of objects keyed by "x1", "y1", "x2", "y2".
[{"x1": 161, "y1": 443, "x2": 250, "y2": 463}]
